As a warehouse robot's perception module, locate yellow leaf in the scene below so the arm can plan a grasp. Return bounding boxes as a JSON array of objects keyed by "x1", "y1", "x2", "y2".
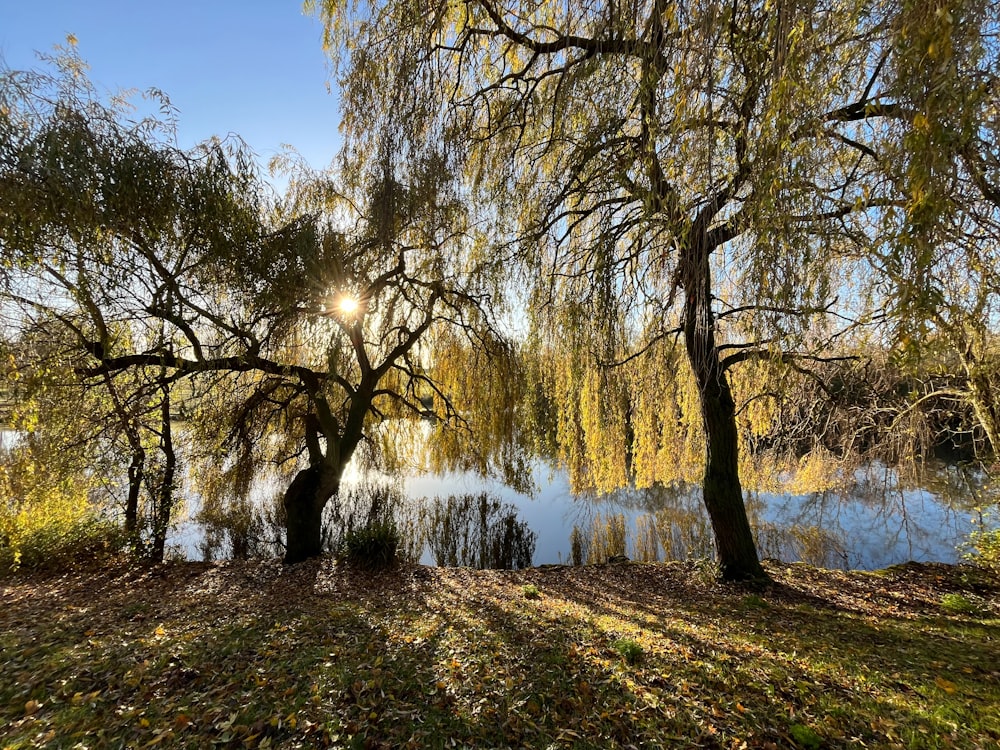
[
  {"x1": 24, "y1": 699, "x2": 40, "y2": 715},
  {"x1": 144, "y1": 729, "x2": 171, "y2": 747},
  {"x1": 934, "y1": 676, "x2": 957, "y2": 694},
  {"x1": 154, "y1": 625, "x2": 165, "y2": 638}
]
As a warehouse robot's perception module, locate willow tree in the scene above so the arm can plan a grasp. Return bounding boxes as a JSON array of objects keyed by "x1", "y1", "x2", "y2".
[
  {"x1": 1, "y1": 51, "x2": 517, "y2": 564},
  {"x1": 871, "y1": 0, "x2": 1000, "y2": 459},
  {"x1": 0, "y1": 51, "x2": 196, "y2": 559},
  {"x1": 316, "y1": 0, "x2": 927, "y2": 579}
]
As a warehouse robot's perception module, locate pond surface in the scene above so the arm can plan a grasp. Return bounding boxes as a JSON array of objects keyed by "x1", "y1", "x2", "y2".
[{"x1": 170, "y1": 461, "x2": 997, "y2": 571}]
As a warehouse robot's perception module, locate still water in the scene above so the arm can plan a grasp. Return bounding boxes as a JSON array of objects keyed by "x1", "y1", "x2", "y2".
[{"x1": 169, "y1": 461, "x2": 996, "y2": 571}]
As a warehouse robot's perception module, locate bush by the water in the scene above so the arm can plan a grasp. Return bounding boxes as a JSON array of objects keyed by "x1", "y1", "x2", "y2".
[
  {"x1": 337, "y1": 521, "x2": 400, "y2": 570},
  {"x1": 964, "y1": 524, "x2": 1000, "y2": 572},
  {"x1": 1, "y1": 435, "x2": 127, "y2": 574},
  {"x1": 0, "y1": 511, "x2": 125, "y2": 575}
]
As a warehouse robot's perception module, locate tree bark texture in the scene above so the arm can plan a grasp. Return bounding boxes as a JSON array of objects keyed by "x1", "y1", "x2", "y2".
[
  {"x1": 124, "y1": 446, "x2": 144, "y2": 548},
  {"x1": 968, "y1": 372, "x2": 1000, "y2": 461},
  {"x1": 151, "y1": 386, "x2": 176, "y2": 562},
  {"x1": 682, "y1": 236, "x2": 767, "y2": 581},
  {"x1": 283, "y1": 464, "x2": 341, "y2": 564}
]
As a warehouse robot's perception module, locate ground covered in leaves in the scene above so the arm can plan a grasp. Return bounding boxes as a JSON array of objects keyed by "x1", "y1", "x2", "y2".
[{"x1": 2, "y1": 559, "x2": 999, "y2": 749}]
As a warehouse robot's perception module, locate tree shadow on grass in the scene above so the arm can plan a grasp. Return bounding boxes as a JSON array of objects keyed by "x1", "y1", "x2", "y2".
[
  {"x1": 3, "y1": 559, "x2": 999, "y2": 748},
  {"x1": 498, "y1": 562, "x2": 1000, "y2": 748}
]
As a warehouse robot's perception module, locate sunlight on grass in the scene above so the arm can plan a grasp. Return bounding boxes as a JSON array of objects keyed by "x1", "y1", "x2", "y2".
[{"x1": 1, "y1": 560, "x2": 998, "y2": 748}]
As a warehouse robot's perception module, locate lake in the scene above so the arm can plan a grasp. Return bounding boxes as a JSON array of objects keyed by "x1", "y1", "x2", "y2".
[{"x1": 169, "y1": 460, "x2": 997, "y2": 571}]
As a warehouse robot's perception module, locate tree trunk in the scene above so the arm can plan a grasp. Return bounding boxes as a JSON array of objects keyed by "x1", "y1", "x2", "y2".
[
  {"x1": 151, "y1": 386, "x2": 175, "y2": 562},
  {"x1": 124, "y1": 445, "x2": 144, "y2": 550},
  {"x1": 682, "y1": 236, "x2": 767, "y2": 582},
  {"x1": 100, "y1": 372, "x2": 144, "y2": 551},
  {"x1": 283, "y1": 464, "x2": 339, "y2": 564},
  {"x1": 950, "y1": 328, "x2": 1000, "y2": 462},
  {"x1": 697, "y1": 359, "x2": 766, "y2": 580},
  {"x1": 283, "y1": 395, "x2": 366, "y2": 564},
  {"x1": 967, "y1": 371, "x2": 1000, "y2": 461}
]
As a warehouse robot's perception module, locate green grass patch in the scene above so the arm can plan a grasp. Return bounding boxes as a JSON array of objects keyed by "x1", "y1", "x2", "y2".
[
  {"x1": 611, "y1": 637, "x2": 644, "y2": 665},
  {"x1": 940, "y1": 593, "x2": 979, "y2": 615}
]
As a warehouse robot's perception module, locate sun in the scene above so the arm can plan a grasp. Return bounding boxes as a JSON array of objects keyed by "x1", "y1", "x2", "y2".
[{"x1": 337, "y1": 296, "x2": 360, "y2": 315}]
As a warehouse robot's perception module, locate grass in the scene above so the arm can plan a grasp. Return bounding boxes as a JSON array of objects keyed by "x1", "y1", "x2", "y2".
[
  {"x1": 940, "y1": 593, "x2": 979, "y2": 615},
  {"x1": 521, "y1": 583, "x2": 541, "y2": 599},
  {"x1": 1, "y1": 559, "x2": 998, "y2": 749},
  {"x1": 610, "y1": 637, "x2": 644, "y2": 665}
]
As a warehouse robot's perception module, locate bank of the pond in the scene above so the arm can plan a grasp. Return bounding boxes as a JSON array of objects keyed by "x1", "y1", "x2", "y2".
[{"x1": 2, "y1": 559, "x2": 998, "y2": 749}]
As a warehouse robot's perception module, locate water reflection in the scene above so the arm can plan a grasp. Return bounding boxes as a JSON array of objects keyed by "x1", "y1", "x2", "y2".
[
  {"x1": 191, "y1": 481, "x2": 537, "y2": 570},
  {"x1": 424, "y1": 493, "x2": 536, "y2": 569},
  {"x1": 568, "y1": 487, "x2": 847, "y2": 568},
  {"x1": 175, "y1": 461, "x2": 997, "y2": 571},
  {"x1": 195, "y1": 494, "x2": 284, "y2": 561},
  {"x1": 566, "y1": 466, "x2": 990, "y2": 570}
]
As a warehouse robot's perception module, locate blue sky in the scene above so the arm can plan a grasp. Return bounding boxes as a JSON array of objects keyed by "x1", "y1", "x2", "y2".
[{"x1": 0, "y1": 1, "x2": 342, "y2": 177}]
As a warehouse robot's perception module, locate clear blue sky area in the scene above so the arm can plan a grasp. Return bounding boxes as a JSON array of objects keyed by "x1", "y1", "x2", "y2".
[{"x1": 0, "y1": 0, "x2": 342, "y2": 177}]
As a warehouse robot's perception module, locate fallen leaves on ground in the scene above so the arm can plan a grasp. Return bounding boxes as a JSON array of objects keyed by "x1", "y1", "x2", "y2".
[{"x1": 1, "y1": 559, "x2": 998, "y2": 749}]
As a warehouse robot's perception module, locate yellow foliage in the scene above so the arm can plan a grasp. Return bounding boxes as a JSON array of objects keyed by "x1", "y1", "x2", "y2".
[
  {"x1": 786, "y1": 449, "x2": 844, "y2": 495},
  {"x1": 579, "y1": 369, "x2": 629, "y2": 492},
  {"x1": 0, "y1": 447, "x2": 103, "y2": 573},
  {"x1": 627, "y1": 347, "x2": 704, "y2": 490}
]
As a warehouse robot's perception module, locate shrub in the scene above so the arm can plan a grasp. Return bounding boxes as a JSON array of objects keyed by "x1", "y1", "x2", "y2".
[
  {"x1": 2, "y1": 438, "x2": 124, "y2": 574},
  {"x1": 338, "y1": 521, "x2": 399, "y2": 571},
  {"x1": 1, "y1": 512, "x2": 125, "y2": 575},
  {"x1": 521, "y1": 583, "x2": 540, "y2": 599},
  {"x1": 964, "y1": 525, "x2": 1000, "y2": 573}
]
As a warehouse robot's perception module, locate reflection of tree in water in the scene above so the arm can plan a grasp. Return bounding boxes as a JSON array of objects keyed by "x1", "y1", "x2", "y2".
[
  {"x1": 324, "y1": 481, "x2": 424, "y2": 564},
  {"x1": 193, "y1": 481, "x2": 537, "y2": 569},
  {"x1": 570, "y1": 484, "x2": 715, "y2": 564},
  {"x1": 193, "y1": 461, "x2": 984, "y2": 568},
  {"x1": 423, "y1": 493, "x2": 536, "y2": 570},
  {"x1": 746, "y1": 492, "x2": 849, "y2": 569},
  {"x1": 196, "y1": 480, "x2": 426, "y2": 563},
  {"x1": 569, "y1": 484, "x2": 848, "y2": 568},
  {"x1": 196, "y1": 493, "x2": 284, "y2": 561}
]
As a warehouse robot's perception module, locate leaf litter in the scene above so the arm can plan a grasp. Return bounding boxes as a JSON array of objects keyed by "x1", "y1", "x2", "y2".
[{"x1": 1, "y1": 558, "x2": 998, "y2": 748}]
